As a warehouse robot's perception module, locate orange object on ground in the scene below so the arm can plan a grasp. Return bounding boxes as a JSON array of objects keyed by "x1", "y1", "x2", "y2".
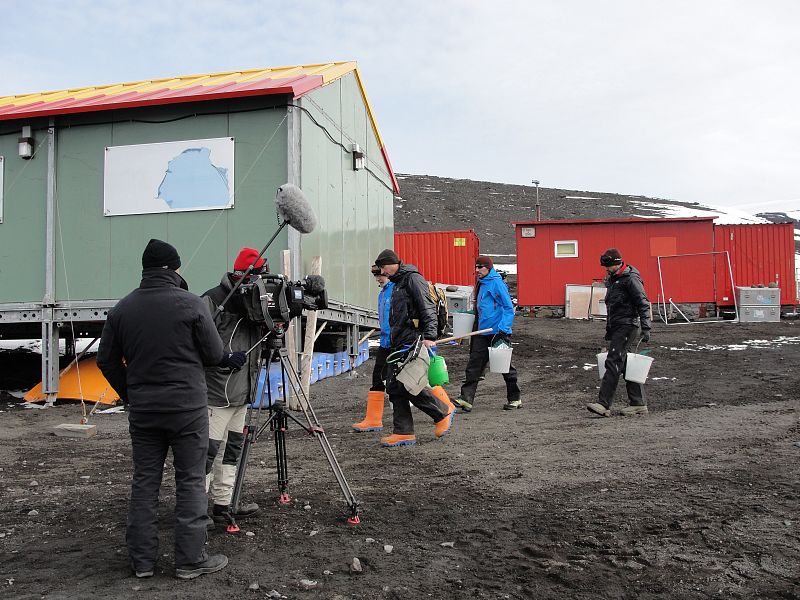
[
  {"x1": 380, "y1": 434, "x2": 416, "y2": 447},
  {"x1": 24, "y1": 356, "x2": 120, "y2": 405},
  {"x1": 352, "y1": 390, "x2": 385, "y2": 432}
]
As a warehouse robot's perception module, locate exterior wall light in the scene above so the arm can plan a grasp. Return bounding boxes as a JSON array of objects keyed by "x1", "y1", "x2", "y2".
[
  {"x1": 351, "y1": 143, "x2": 364, "y2": 171},
  {"x1": 18, "y1": 126, "x2": 34, "y2": 159}
]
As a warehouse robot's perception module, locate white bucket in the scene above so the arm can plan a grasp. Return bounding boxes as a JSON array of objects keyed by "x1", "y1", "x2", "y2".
[
  {"x1": 624, "y1": 353, "x2": 654, "y2": 384},
  {"x1": 597, "y1": 352, "x2": 608, "y2": 379},
  {"x1": 452, "y1": 312, "x2": 475, "y2": 339},
  {"x1": 488, "y1": 344, "x2": 513, "y2": 373}
]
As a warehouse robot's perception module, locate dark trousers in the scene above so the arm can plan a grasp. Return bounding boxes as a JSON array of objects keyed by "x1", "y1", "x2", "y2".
[
  {"x1": 127, "y1": 408, "x2": 209, "y2": 571},
  {"x1": 460, "y1": 334, "x2": 520, "y2": 404},
  {"x1": 386, "y1": 362, "x2": 449, "y2": 435},
  {"x1": 370, "y1": 347, "x2": 391, "y2": 392},
  {"x1": 598, "y1": 325, "x2": 645, "y2": 408}
]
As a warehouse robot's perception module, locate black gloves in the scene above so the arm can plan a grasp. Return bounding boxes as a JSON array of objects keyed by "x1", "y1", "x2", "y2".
[
  {"x1": 640, "y1": 330, "x2": 651, "y2": 344},
  {"x1": 493, "y1": 331, "x2": 511, "y2": 344},
  {"x1": 219, "y1": 351, "x2": 246, "y2": 370}
]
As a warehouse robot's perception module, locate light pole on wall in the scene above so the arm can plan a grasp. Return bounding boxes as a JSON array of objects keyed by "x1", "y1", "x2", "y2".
[{"x1": 531, "y1": 179, "x2": 540, "y2": 221}]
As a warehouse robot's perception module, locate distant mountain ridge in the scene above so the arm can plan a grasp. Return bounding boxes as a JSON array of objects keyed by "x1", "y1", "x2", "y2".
[{"x1": 393, "y1": 173, "x2": 799, "y2": 257}]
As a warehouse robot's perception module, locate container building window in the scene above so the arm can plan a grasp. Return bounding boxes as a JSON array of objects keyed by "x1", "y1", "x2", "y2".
[{"x1": 554, "y1": 240, "x2": 578, "y2": 258}]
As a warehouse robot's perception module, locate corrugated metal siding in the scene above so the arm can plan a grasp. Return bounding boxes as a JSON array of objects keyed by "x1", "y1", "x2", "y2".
[
  {"x1": 394, "y1": 230, "x2": 480, "y2": 286},
  {"x1": 516, "y1": 219, "x2": 715, "y2": 306},
  {"x1": 714, "y1": 223, "x2": 797, "y2": 305}
]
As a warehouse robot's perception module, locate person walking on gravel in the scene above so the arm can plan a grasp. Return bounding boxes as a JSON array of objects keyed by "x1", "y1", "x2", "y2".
[
  {"x1": 455, "y1": 255, "x2": 521, "y2": 412},
  {"x1": 97, "y1": 239, "x2": 242, "y2": 580},
  {"x1": 375, "y1": 249, "x2": 454, "y2": 447},
  {"x1": 352, "y1": 264, "x2": 394, "y2": 432},
  {"x1": 587, "y1": 248, "x2": 651, "y2": 418}
]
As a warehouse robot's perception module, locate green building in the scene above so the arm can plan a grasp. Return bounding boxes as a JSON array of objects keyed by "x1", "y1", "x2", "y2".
[{"x1": 0, "y1": 62, "x2": 396, "y2": 399}]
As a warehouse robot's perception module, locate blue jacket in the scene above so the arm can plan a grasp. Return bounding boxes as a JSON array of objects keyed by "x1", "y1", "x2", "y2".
[
  {"x1": 378, "y1": 281, "x2": 394, "y2": 348},
  {"x1": 476, "y1": 268, "x2": 514, "y2": 335}
]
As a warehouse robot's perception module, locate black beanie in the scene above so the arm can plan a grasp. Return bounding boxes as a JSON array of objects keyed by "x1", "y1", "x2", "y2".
[
  {"x1": 374, "y1": 248, "x2": 401, "y2": 267},
  {"x1": 142, "y1": 238, "x2": 181, "y2": 270}
]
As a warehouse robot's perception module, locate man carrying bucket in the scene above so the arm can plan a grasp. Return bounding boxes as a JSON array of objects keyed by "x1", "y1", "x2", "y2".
[
  {"x1": 375, "y1": 249, "x2": 455, "y2": 447},
  {"x1": 587, "y1": 248, "x2": 651, "y2": 417},
  {"x1": 455, "y1": 255, "x2": 521, "y2": 412}
]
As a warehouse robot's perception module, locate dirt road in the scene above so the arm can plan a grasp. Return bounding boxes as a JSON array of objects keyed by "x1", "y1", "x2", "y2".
[{"x1": 1, "y1": 317, "x2": 799, "y2": 599}]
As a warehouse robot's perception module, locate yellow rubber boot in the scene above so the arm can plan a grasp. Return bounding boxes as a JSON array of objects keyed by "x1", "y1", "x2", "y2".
[{"x1": 352, "y1": 390, "x2": 385, "y2": 432}]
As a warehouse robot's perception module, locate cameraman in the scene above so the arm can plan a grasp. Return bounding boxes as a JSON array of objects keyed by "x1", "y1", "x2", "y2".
[{"x1": 202, "y1": 248, "x2": 266, "y2": 524}]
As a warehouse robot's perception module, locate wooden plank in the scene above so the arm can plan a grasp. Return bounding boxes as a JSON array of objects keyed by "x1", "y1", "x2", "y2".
[
  {"x1": 300, "y1": 256, "x2": 322, "y2": 404},
  {"x1": 282, "y1": 250, "x2": 300, "y2": 410},
  {"x1": 53, "y1": 423, "x2": 97, "y2": 438}
]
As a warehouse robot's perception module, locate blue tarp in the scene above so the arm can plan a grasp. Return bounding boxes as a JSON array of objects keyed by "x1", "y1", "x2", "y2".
[{"x1": 252, "y1": 340, "x2": 369, "y2": 407}]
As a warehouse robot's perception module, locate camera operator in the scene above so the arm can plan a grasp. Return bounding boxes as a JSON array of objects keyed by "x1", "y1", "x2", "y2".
[
  {"x1": 202, "y1": 247, "x2": 267, "y2": 525},
  {"x1": 97, "y1": 239, "x2": 244, "y2": 580}
]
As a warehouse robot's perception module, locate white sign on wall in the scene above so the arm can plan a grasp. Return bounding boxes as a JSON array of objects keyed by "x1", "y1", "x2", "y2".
[{"x1": 103, "y1": 137, "x2": 235, "y2": 216}]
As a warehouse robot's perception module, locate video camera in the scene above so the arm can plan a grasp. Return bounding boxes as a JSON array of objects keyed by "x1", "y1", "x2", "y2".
[{"x1": 239, "y1": 273, "x2": 328, "y2": 335}]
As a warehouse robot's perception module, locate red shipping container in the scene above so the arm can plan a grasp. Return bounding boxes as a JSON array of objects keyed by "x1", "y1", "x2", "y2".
[
  {"x1": 713, "y1": 223, "x2": 797, "y2": 305},
  {"x1": 394, "y1": 230, "x2": 480, "y2": 286}
]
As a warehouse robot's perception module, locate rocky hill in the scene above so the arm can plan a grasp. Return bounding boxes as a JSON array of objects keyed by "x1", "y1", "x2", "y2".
[{"x1": 393, "y1": 174, "x2": 799, "y2": 257}]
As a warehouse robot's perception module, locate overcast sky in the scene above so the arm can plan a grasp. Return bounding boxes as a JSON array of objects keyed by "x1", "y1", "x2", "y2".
[{"x1": 2, "y1": 1, "x2": 798, "y2": 210}]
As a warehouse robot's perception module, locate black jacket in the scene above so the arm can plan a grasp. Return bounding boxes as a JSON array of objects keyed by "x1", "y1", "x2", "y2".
[
  {"x1": 604, "y1": 265, "x2": 651, "y2": 333},
  {"x1": 388, "y1": 263, "x2": 437, "y2": 349},
  {"x1": 97, "y1": 268, "x2": 225, "y2": 412},
  {"x1": 202, "y1": 274, "x2": 264, "y2": 408}
]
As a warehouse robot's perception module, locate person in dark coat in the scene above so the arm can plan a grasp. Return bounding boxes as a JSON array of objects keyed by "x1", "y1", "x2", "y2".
[
  {"x1": 456, "y1": 255, "x2": 521, "y2": 412},
  {"x1": 374, "y1": 249, "x2": 454, "y2": 447},
  {"x1": 587, "y1": 248, "x2": 652, "y2": 417},
  {"x1": 97, "y1": 239, "x2": 244, "y2": 580},
  {"x1": 202, "y1": 247, "x2": 267, "y2": 526}
]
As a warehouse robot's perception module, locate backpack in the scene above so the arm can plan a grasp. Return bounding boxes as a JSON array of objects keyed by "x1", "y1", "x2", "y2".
[
  {"x1": 408, "y1": 280, "x2": 449, "y2": 339},
  {"x1": 429, "y1": 283, "x2": 450, "y2": 339}
]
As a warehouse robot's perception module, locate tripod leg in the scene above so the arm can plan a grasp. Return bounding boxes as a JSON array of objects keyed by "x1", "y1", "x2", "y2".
[
  {"x1": 274, "y1": 407, "x2": 290, "y2": 504},
  {"x1": 277, "y1": 350, "x2": 361, "y2": 523}
]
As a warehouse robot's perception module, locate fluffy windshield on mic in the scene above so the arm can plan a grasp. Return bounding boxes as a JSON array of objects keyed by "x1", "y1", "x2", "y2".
[{"x1": 275, "y1": 184, "x2": 317, "y2": 234}]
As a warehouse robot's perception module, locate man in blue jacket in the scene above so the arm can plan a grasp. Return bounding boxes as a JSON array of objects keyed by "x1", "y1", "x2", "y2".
[
  {"x1": 352, "y1": 265, "x2": 394, "y2": 431},
  {"x1": 456, "y1": 255, "x2": 521, "y2": 412}
]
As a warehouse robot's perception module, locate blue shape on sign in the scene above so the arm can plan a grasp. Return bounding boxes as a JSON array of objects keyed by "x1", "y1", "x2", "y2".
[{"x1": 157, "y1": 147, "x2": 230, "y2": 209}]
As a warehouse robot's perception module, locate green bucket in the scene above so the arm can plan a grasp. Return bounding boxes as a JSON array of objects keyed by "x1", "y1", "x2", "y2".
[{"x1": 428, "y1": 354, "x2": 449, "y2": 386}]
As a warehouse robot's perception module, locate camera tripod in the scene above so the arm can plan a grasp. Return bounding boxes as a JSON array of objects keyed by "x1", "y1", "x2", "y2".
[{"x1": 228, "y1": 333, "x2": 360, "y2": 533}]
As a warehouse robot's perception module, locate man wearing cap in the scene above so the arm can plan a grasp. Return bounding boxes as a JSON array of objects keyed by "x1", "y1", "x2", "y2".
[
  {"x1": 202, "y1": 247, "x2": 268, "y2": 527},
  {"x1": 374, "y1": 249, "x2": 454, "y2": 447},
  {"x1": 98, "y1": 239, "x2": 245, "y2": 579},
  {"x1": 352, "y1": 265, "x2": 394, "y2": 432},
  {"x1": 587, "y1": 248, "x2": 651, "y2": 417},
  {"x1": 456, "y1": 255, "x2": 521, "y2": 412}
]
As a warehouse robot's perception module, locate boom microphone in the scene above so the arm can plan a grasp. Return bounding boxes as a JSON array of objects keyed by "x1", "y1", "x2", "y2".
[{"x1": 275, "y1": 184, "x2": 317, "y2": 234}]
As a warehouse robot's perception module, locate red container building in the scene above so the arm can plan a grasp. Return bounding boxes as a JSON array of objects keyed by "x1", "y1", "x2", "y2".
[
  {"x1": 394, "y1": 230, "x2": 480, "y2": 286},
  {"x1": 714, "y1": 223, "x2": 797, "y2": 305},
  {"x1": 514, "y1": 217, "x2": 716, "y2": 306}
]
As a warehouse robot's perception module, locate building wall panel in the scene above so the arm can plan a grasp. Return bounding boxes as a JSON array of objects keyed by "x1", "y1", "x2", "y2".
[
  {"x1": 0, "y1": 119, "x2": 50, "y2": 302},
  {"x1": 516, "y1": 218, "x2": 715, "y2": 306}
]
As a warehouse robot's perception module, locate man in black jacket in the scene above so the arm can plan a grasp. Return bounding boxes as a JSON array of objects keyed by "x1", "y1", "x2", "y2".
[
  {"x1": 97, "y1": 239, "x2": 244, "y2": 579},
  {"x1": 587, "y1": 248, "x2": 652, "y2": 418},
  {"x1": 203, "y1": 247, "x2": 266, "y2": 526},
  {"x1": 374, "y1": 249, "x2": 454, "y2": 447}
]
